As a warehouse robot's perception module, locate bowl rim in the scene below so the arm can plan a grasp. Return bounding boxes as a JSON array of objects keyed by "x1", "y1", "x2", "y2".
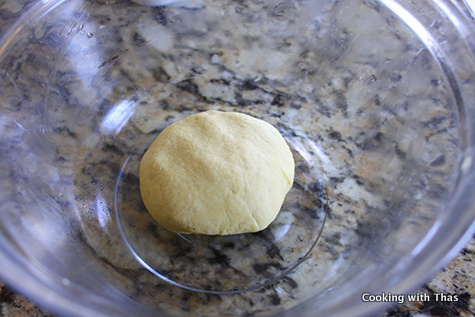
[{"x1": 1, "y1": 0, "x2": 475, "y2": 316}]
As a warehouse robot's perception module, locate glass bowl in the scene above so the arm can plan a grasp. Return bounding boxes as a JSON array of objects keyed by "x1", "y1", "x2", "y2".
[{"x1": 1, "y1": 0, "x2": 475, "y2": 316}]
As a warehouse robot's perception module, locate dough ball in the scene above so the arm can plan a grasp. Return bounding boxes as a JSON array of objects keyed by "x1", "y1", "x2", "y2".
[{"x1": 139, "y1": 110, "x2": 294, "y2": 235}]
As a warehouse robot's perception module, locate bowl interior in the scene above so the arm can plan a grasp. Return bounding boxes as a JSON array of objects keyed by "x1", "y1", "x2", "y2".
[{"x1": 0, "y1": 0, "x2": 472, "y2": 316}]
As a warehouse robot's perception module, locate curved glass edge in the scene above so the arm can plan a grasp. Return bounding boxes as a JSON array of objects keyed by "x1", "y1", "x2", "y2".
[
  {"x1": 285, "y1": 164, "x2": 475, "y2": 317},
  {"x1": 0, "y1": 235, "x2": 156, "y2": 317},
  {"x1": 458, "y1": 0, "x2": 475, "y2": 22},
  {"x1": 0, "y1": 0, "x2": 65, "y2": 58},
  {"x1": 279, "y1": 0, "x2": 475, "y2": 316},
  {"x1": 0, "y1": 0, "x2": 474, "y2": 316},
  {"x1": 115, "y1": 155, "x2": 327, "y2": 295},
  {"x1": 0, "y1": 1, "x2": 155, "y2": 317}
]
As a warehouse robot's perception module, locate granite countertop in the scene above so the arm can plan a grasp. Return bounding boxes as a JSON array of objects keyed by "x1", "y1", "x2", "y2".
[
  {"x1": 1, "y1": 0, "x2": 475, "y2": 316},
  {"x1": 2, "y1": 236, "x2": 475, "y2": 317}
]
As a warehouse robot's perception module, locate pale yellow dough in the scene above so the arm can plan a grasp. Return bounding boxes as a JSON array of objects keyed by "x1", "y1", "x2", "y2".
[{"x1": 139, "y1": 110, "x2": 295, "y2": 235}]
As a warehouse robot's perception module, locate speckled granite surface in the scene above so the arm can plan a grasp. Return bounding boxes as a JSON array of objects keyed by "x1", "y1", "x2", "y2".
[
  {"x1": 1, "y1": 0, "x2": 475, "y2": 316},
  {"x1": 2, "y1": 236, "x2": 475, "y2": 317}
]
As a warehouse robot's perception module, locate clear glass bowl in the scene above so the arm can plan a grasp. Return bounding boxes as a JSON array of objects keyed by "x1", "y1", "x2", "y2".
[{"x1": 1, "y1": 0, "x2": 475, "y2": 316}]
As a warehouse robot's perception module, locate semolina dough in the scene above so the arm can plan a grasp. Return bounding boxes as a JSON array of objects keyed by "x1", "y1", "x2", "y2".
[{"x1": 139, "y1": 110, "x2": 295, "y2": 235}]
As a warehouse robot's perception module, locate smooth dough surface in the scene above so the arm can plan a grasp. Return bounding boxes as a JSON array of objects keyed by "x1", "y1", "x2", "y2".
[{"x1": 139, "y1": 110, "x2": 295, "y2": 235}]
